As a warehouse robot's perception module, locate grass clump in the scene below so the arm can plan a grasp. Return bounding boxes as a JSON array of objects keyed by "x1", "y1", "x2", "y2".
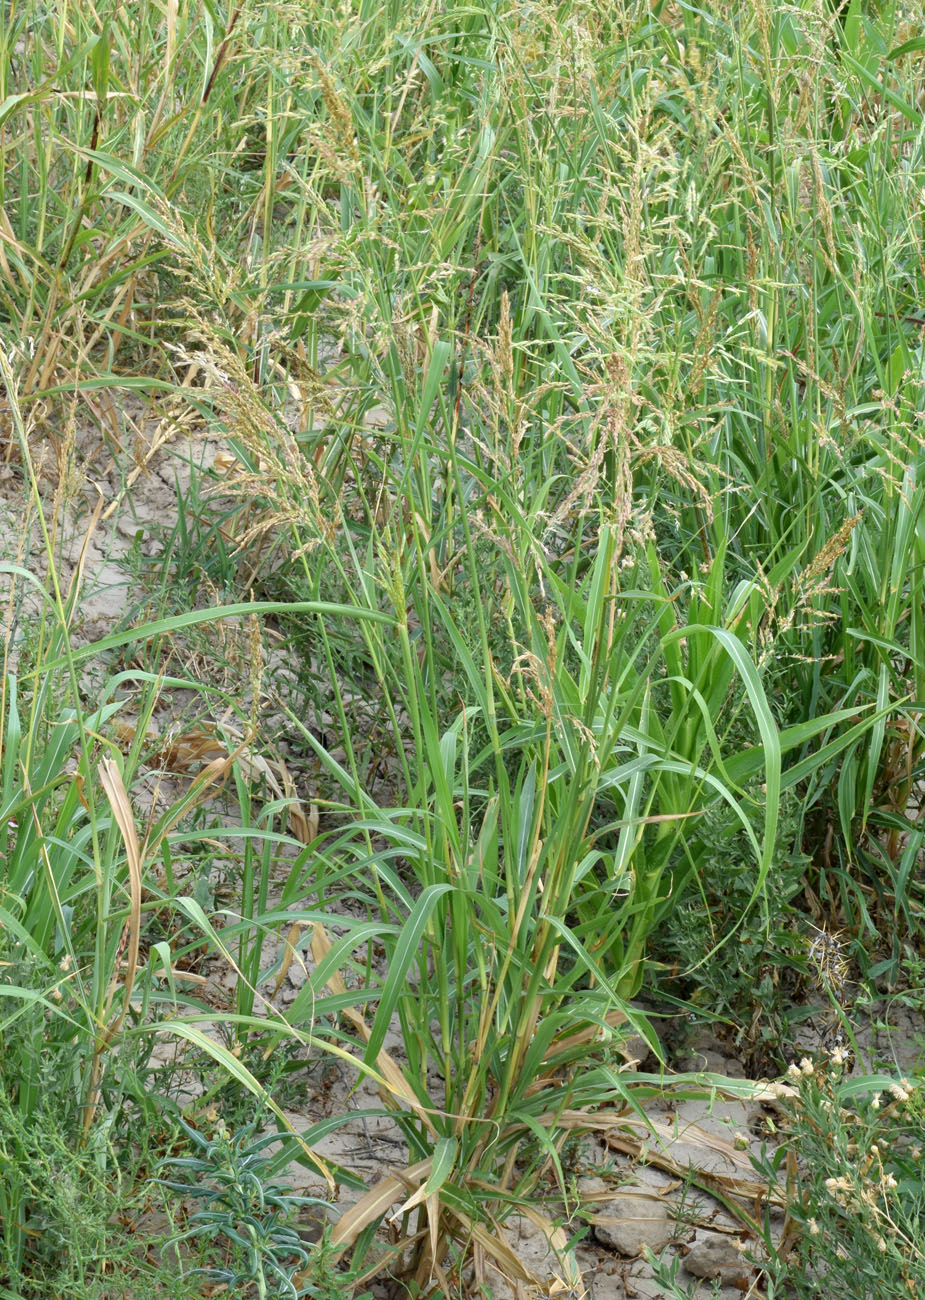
[{"x1": 2, "y1": 0, "x2": 925, "y2": 1293}]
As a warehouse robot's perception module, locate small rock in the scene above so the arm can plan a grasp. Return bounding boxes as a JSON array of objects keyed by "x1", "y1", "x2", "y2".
[
  {"x1": 592, "y1": 1192, "x2": 674, "y2": 1256},
  {"x1": 620, "y1": 1030, "x2": 653, "y2": 1068},
  {"x1": 286, "y1": 956, "x2": 309, "y2": 989},
  {"x1": 683, "y1": 1232, "x2": 751, "y2": 1285}
]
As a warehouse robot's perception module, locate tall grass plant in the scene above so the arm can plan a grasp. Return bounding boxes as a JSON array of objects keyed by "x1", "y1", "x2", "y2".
[{"x1": 2, "y1": 0, "x2": 925, "y2": 1291}]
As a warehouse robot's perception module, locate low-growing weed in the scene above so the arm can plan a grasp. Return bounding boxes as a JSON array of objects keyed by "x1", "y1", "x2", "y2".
[
  {"x1": 156, "y1": 1115, "x2": 350, "y2": 1300},
  {"x1": 0, "y1": 1083, "x2": 197, "y2": 1299},
  {"x1": 757, "y1": 1055, "x2": 925, "y2": 1299}
]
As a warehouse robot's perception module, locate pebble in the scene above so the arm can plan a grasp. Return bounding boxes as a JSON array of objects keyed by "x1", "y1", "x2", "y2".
[
  {"x1": 591, "y1": 1192, "x2": 674, "y2": 1256},
  {"x1": 683, "y1": 1231, "x2": 751, "y2": 1286}
]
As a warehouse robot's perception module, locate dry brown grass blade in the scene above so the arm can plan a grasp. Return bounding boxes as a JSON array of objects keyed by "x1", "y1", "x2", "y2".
[
  {"x1": 425, "y1": 1190, "x2": 440, "y2": 1276},
  {"x1": 519, "y1": 1203, "x2": 584, "y2": 1292},
  {"x1": 157, "y1": 728, "x2": 228, "y2": 770},
  {"x1": 270, "y1": 921, "x2": 303, "y2": 1000},
  {"x1": 141, "y1": 732, "x2": 255, "y2": 859},
  {"x1": 213, "y1": 449, "x2": 243, "y2": 476},
  {"x1": 228, "y1": 742, "x2": 286, "y2": 798},
  {"x1": 274, "y1": 753, "x2": 318, "y2": 842},
  {"x1": 310, "y1": 922, "x2": 439, "y2": 1133},
  {"x1": 331, "y1": 1157, "x2": 434, "y2": 1247},
  {"x1": 0, "y1": 208, "x2": 36, "y2": 300},
  {"x1": 83, "y1": 757, "x2": 144, "y2": 1136},
  {"x1": 98, "y1": 758, "x2": 144, "y2": 1031},
  {"x1": 385, "y1": 1163, "x2": 450, "y2": 1278},
  {"x1": 776, "y1": 1146, "x2": 803, "y2": 1260},
  {"x1": 448, "y1": 1203, "x2": 543, "y2": 1285},
  {"x1": 115, "y1": 719, "x2": 311, "y2": 827},
  {"x1": 609, "y1": 1142, "x2": 775, "y2": 1210},
  {"x1": 579, "y1": 1181, "x2": 681, "y2": 1206},
  {"x1": 375, "y1": 1054, "x2": 439, "y2": 1132},
  {"x1": 548, "y1": 1108, "x2": 784, "y2": 1209},
  {"x1": 286, "y1": 793, "x2": 319, "y2": 844},
  {"x1": 587, "y1": 1184, "x2": 682, "y2": 1243},
  {"x1": 113, "y1": 719, "x2": 228, "y2": 770}
]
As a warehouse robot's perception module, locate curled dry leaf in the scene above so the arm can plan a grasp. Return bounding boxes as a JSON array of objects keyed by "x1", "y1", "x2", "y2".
[
  {"x1": 212, "y1": 450, "x2": 245, "y2": 477},
  {"x1": 112, "y1": 719, "x2": 226, "y2": 771},
  {"x1": 331, "y1": 1158, "x2": 434, "y2": 1248},
  {"x1": 112, "y1": 718, "x2": 317, "y2": 847},
  {"x1": 274, "y1": 752, "x2": 318, "y2": 842},
  {"x1": 286, "y1": 795, "x2": 319, "y2": 843},
  {"x1": 269, "y1": 921, "x2": 303, "y2": 1000},
  {"x1": 158, "y1": 728, "x2": 228, "y2": 770}
]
